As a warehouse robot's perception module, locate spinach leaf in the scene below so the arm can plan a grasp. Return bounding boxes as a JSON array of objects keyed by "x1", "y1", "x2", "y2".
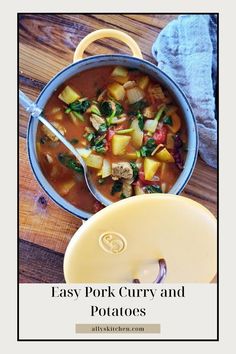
[
  {"x1": 130, "y1": 162, "x2": 139, "y2": 180},
  {"x1": 67, "y1": 99, "x2": 91, "y2": 113},
  {"x1": 94, "y1": 133, "x2": 106, "y2": 145},
  {"x1": 145, "y1": 185, "x2": 162, "y2": 194},
  {"x1": 58, "y1": 153, "x2": 83, "y2": 174},
  {"x1": 91, "y1": 104, "x2": 101, "y2": 116},
  {"x1": 137, "y1": 111, "x2": 144, "y2": 130},
  {"x1": 111, "y1": 180, "x2": 123, "y2": 195},
  {"x1": 115, "y1": 102, "x2": 124, "y2": 116},
  {"x1": 163, "y1": 116, "x2": 173, "y2": 126},
  {"x1": 128, "y1": 99, "x2": 147, "y2": 115},
  {"x1": 92, "y1": 133, "x2": 107, "y2": 154},
  {"x1": 94, "y1": 144, "x2": 106, "y2": 154},
  {"x1": 139, "y1": 138, "x2": 157, "y2": 157},
  {"x1": 100, "y1": 101, "x2": 113, "y2": 117},
  {"x1": 98, "y1": 123, "x2": 108, "y2": 133},
  {"x1": 85, "y1": 132, "x2": 96, "y2": 142},
  {"x1": 100, "y1": 101, "x2": 123, "y2": 119},
  {"x1": 69, "y1": 111, "x2": 84, "y2": 122}
]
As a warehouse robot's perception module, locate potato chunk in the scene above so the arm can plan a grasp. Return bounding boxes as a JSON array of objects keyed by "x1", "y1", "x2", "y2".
[
  {"x1": 137, "y1": 75, "x2": 150, "y2": 90},
  {"x1": 58, "y1": 85, "x2": 80, "y2": 104},
  {"x1": 130, "y1": 118, "x2": 143, "y2": 149},
  {"x1": 155, "y1": 148, "x2": 175, "y2": 163},
  {"x1": 113, "y1": 76, "x2": 129, "y2": 84},
  {"x1": 59, "y1": 179, "x2": 76, "y2": 196},
  {"x1": 76, "y1": 148, "x2": 92, "y2": 159},
  {"x1": 102, "y1": 159, "x2": 112, "y2": 178},
  {"x1": 85, "y1": 154, "x2": 103, "y2": 169},
  {"x1": 111, "y1": 66, "x2": 128, "y2": 77},
  {"x1": 126, "y1": 87, "x2": 144, "y2": 104},
  {"x1": 144, "y1": 158, "x2": 161, "y2": 181},
  {"x1": 144, "y1": 119, "x2": 158, "y2": 133},
  {"x1": 112, "y1": 135, "x2": 131, "y2": 156},
  {"x1": 108, "y1": 82, "x2": 125, "y2": 101}
]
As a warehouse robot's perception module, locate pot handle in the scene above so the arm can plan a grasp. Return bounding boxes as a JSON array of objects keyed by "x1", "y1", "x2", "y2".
[{"x1": 73, "y1": 29, "x2": 143, "y2": 62}]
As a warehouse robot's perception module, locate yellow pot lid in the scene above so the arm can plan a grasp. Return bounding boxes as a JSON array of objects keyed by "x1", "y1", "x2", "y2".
[{"x1": 64, "y1": 194, "x2": 217, "y2": 283}]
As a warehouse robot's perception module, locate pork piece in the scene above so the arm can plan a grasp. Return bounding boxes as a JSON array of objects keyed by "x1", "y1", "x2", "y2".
[
  {"x1": 143, "y1": 106, "x2": 155, "y2": 119},
  {"x1": 90, "y1": 114, "x2": 106, "y2": 131},
  {"x1": 148, "y1": 85, "x2": 165, "y2": 101},
  {"x1": 123, "y1": 81, "x2": 136, "y2": 89},
  {"x1": 122, "y1": 178, "x2": 134, "y2": 197},
  {"x1": 112, "y1": 114, "x2": 127, "y2": 125},
  {"x1": 111, "y1": 162, "x2": 133, "y2": 180},
  {"x1": 41, "y1": 122, "x2": 66, "y2": 142}
]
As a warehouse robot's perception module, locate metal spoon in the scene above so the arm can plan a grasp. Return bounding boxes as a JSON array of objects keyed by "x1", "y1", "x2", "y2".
[{"x1": 19, "y1": 90, "x2": 112, "y2": 207}]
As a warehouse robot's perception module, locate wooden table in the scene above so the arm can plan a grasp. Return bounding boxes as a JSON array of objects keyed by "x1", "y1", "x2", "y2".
[{"x1": 19, "y1": 14, "x2": 217, "y2": 283}]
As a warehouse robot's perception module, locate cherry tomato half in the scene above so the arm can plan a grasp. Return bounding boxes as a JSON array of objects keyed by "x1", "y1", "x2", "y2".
[{"x1": 153, "y1": 126, "x2": 168, "y2": 145}]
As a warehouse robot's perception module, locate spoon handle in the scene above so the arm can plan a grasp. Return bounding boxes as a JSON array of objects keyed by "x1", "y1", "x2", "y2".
[
  {"x1": 19, "y1": 90, "x2": 42, "y2": 117},
  {"x1": 19, "y1": 90, "x2": 85, "y2": 167}
]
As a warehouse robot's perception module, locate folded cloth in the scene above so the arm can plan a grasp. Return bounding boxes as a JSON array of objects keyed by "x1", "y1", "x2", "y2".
[{"x1": 152, "y1": 15, "x2": 217, "y2": 168}]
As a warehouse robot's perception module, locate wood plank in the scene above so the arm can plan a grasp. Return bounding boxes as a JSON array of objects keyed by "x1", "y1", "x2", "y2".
[
  {"x1": 19, "y1": 239, "x2": 64, "y2": 283},
  {"x1": 124, "y1": 14, "x2": 178, "y2": 28},
  {"x1": 19, "y1": 42, "x2": 68, "y2": 83},
  {"x1": 19, "y1": 14, "x2": 175, "y2": 65},
  {"x1": 61, "y1": 14, "x2": 164, "y2": 61},
  {"x1": 181, "y1": 158, "x2": 217, "y2": 217},
  {"x1": 19, "y1": 136, "x2": 82, "y2": 254},
  {"x1": 19, "y1": 80, "x2": 42, "y2": 138},
  {"x1": 19, "y1": 14, "x2": 81, "y2": 61}
]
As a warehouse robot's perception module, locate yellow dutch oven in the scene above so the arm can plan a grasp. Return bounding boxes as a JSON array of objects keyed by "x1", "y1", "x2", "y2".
[{"x1": 64, "y1": 194, "x2": 217, "y2": 283}]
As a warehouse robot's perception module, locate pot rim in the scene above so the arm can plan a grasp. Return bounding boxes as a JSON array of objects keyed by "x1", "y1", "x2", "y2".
[{"x1": 27, "y1": 54, "x2": 199, "y2": 220}]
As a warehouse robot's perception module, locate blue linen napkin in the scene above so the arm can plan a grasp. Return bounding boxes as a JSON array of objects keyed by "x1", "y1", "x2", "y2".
[{"x1": 152, "y1": 15, "x2": 217, "y2": 168}]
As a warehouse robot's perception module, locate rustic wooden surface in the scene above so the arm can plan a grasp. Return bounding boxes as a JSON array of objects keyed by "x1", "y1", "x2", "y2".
[{"x1": 19, "y1": 14, "x2": 217, "y2": 283}]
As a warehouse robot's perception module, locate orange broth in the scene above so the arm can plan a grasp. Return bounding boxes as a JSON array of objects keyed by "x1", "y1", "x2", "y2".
[{"x1": 36, "y1": 66, "x2": 187, "y2": 214}]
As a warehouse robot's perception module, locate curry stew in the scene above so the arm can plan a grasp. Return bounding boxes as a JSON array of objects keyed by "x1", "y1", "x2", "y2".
[{"x1": 36, "y1": 66, "x2": 187, "y2": 214}]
